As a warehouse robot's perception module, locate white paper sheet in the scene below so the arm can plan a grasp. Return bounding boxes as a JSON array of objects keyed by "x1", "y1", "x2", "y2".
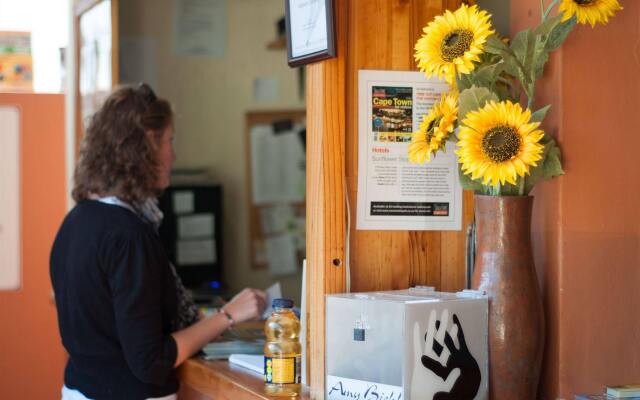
[
  {"x1": 0, "y1": 107, "x2": 20, "y2": 291},
  {"x1": 300, "y1": 259, "x2": 308, "y2": 385},
  {"x1": 253, "y1": 77, "x2": 279, "y2": 102},
  {"x1": 177, "y1": 239, "x2": 217, "y2": 265},
  {"x1": 177, "y1": 213, "x2": 215, "y2": 238},
  {"x1": 250, "y1": 125, "x2": 305, "y2": 205},
  {"x1": 228, "y1": 354, "x2": 263, "y2": 375},
  {"x1": 259, "y1": 205, "x2": 295, "y2": 234},
  {"x1": 289, "y1": 0, "x2": 329, "y2": 58},
  {"x1": 265, "y1": 234, "x2": 298, "y2": 277},
  {"x1": 261, "y1": 281, "x2": 283, "y2": 319},
  {"x1": 356, "y1": 70, "x2": 462, "y2": 231},
  {"x1": 173, "y1": 0, "x2": 226, "y2": 57},
  {"x1": 172, "y1": 190, "x2": 195, "y2": 214}
]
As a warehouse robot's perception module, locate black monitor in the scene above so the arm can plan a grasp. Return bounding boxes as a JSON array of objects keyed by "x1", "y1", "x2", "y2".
[{"x1": 157, "y1": 184, "x2": 223, "y2": 290}]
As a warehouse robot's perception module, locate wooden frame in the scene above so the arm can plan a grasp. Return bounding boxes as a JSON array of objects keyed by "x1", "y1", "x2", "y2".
[
  {"x1": 285, "y1": 0, "x2": 336, "y2": 67},
  {"x1": 244, "y1": 110, "x2": 306, "y2": 270},
  {"x1": 74, "y1": 0, "x2": 118, "y2": 154}
]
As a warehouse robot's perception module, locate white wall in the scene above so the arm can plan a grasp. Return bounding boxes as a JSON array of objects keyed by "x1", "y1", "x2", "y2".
[
  {"x1": 0, "y1": 0, "x2": 69, "y2": 92},
  {"x1": 119, "y1": 0, "x2": 305, "y2": 301}
]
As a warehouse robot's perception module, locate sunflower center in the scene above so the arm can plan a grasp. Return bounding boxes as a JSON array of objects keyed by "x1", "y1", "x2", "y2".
[
  {"x1": 574, "y1": 0, "x2": 595, "y2": 5},
  {"x1": 441, "y1": 29, "x2": 474, "y2": 62},
  {"x1": 482, "y1": 125, "x2": 521, "y2": 162}
]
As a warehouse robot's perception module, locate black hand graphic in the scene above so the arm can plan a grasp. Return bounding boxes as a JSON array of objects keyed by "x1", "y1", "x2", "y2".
[{"x1": 420, "y1": 314, "x2": 481, "y2": 400}]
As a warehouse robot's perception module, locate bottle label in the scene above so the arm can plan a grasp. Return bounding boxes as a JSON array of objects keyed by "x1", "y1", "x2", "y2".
[{"x1": 264, "y1": 356, "x2": 301, "y2": 384}]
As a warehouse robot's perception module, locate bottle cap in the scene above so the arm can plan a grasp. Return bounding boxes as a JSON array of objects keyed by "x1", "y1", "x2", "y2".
[{"x1": 272, "y1": 298, "x2": 294, "y2": 309}]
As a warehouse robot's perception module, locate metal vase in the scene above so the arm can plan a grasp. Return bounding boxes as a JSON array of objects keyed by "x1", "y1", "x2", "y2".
[{"x1": 471, "y1": 195, "x2": 544, "y2": 400}]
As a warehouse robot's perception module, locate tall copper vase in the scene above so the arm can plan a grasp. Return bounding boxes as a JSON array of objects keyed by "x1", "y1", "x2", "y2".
[{"x1": 471, "y1": 195, "x2": 544, "y2": 400}]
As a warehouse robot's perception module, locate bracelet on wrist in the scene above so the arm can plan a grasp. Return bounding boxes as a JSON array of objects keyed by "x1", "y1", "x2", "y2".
[{"x1": 219, "y1": 307, "x2": 234, "y2": 326}]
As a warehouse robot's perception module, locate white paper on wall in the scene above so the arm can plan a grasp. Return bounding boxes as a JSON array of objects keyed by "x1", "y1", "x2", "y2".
[
  {"x1": 173, "y1": 0, "x2": 226, "y2": 57},
  {"x1": 265, "y1": 234, "x2": 298, "y2": 277},
  {"x1": 0, "y1": 106, "x2": 21, "y2": 291},
  {"x1": 177, "y1": 239, "x2": 217, "y2": 265},
  {"x1": 177, "y1": 213, "x2": 215, "y2": 239},
  {"x1": 172, "y1": 190, "x2": 195, "y2": 214},
  {"x1": 250, "y1": 124, "x2": 305, "y2": 205},
  {"x1": 253, "y1": 77, "x2": 279, "y2": 102},
  {"x1": 356, "y1": 70, "x2": 462, "y2": 231},
  {"x1": 259, "y1": 204, "x2": 295, "y2": 234}
]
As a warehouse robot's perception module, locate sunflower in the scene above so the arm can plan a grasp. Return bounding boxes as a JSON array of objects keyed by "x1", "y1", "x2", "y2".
[
  {"x1": 559, "y1": 0, "x2": 622, "y2": 27},
  {"x1": 408, "y1": 91, "x2": 459, "y2": 163},
  {"x1": 415, "y1": 4, "x2": 494, "y2": 85},
  {"x1": 456, "y1": 100, "x2": 544, "y2": 186}
]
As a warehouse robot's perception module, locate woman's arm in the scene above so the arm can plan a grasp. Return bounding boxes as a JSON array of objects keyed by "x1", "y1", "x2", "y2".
[{"x1": 171, "y1": 288, "x2": 267, "y2": 367}]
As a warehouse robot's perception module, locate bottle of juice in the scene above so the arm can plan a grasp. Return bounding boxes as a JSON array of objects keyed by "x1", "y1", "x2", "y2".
[{"x1": 264, "y1": 298, "x2": 301, "y2": 396}]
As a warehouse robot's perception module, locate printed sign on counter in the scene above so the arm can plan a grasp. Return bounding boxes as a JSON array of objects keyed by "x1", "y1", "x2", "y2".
[{"x1": 326, "y1": 375, "x2": 403, "y2": 400}]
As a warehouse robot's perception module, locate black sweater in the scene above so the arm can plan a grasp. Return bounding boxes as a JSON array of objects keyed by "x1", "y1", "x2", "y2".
[{"x1": 50, "y1": 200, "x2": 179, "y2": 400}]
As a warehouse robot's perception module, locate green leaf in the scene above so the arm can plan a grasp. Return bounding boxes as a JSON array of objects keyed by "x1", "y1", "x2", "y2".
[
  {"x1": 522, "y1": 135, "x2": 564, "y2": 194},
  {"x1": 456, "y1": 73, "x2": 473, "y2": 91},
  {"x1": 511, "y1": 29, "x2": 532, "y2": 63},
  {"x1": 530, "y1": 104, "x2": 551, "y2": 123},
  {"x1": 500, "y1": 54, "x2": 522, "y2": 78},
  {"x1": 545, "y1": 16, "x2": 576, "y2": 51},
  {"x1": 485, "y1": 35, "x2": 512, "y2": 56},
  {"x1": 472, "y1": 63, "x2": 505, "y2": 89},
  {"x1": 534, "y1": 13, "x2": 562, "y2": 37},
  {"x1": 458, "y1": 167, "x2": 485, "y2": 192},
  {"x1": 532, "y1": 38, "x2": 550, "y2": 79},
  {"x1": 458, "y1": 86, "x2": 499, "y2": 121},
  {"x1": 510, "y1": 29, "x2": 537, "y2": 85}
]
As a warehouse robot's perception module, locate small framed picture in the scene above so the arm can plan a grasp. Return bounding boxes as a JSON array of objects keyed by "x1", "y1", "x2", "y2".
[{"x1": 285, "y1": 0, "x2": 336, "y2": 67}]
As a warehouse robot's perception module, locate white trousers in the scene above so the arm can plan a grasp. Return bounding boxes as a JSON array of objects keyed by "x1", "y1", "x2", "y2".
[{"x1": 62, "y1": 385, "x2": 177, "y2": 400}]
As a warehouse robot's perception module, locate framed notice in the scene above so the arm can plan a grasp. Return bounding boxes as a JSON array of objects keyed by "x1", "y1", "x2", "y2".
[
  {"x1": 356, "y1": 70, "x2": 462, "y2": 231},
  {"x1": 285, "y1": 0, "x2": 335, "y2": 67}
]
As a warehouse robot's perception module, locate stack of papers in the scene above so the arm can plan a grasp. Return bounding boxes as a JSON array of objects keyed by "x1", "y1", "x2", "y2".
[{"x1": 229, "y1": 354, "x2": 263, "y2": 375}]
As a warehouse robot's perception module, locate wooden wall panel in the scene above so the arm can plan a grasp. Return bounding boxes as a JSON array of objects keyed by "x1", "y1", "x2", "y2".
[
  {"x1": 307, "y1": 1, "x2": 466, "y2": 398},
  {"x1": 306, "y1": 1, "x2": 348, "y2": 397},
  {"x1": 344, "y1": 0, "x2": 468, "y2": 293}
]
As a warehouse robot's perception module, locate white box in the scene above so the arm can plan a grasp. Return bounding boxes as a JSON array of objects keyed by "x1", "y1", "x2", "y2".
[{"x1": 326, "y1": 288, "x2": 488, "y2": 400}]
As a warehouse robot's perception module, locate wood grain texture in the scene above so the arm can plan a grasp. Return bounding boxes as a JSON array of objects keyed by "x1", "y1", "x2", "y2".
[
  {"x1": 305, "y1": 0, "x2": 348, "y2": 397},
  {"x1": 306, "y1": 1, "x2": 467, "y2": 398},
  {"x1": 178, "y1": 359, "x2": 310, "y2": 400}
]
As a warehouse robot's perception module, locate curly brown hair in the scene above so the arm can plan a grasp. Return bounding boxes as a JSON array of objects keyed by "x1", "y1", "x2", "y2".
[{"x1": 72, "y1": 84, "x2": 173, "y2": 205}]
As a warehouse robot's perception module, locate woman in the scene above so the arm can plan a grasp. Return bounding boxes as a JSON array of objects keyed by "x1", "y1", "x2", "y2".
[{"x1": 50, "y1": 84, "x2": 266, "y2": 400}]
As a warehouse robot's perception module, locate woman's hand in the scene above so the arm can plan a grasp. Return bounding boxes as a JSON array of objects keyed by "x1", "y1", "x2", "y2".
[{"x1": 222, "y1": 288, "x2": 267, "y2": 324}]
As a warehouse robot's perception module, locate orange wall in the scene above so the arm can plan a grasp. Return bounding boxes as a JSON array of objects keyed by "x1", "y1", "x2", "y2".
[
  {"x1": 0, "y1": 93, "x2": 67, "y2": 398},
  {"x1": 512, "y1": 1, "x2": 640, "y2": 398}
]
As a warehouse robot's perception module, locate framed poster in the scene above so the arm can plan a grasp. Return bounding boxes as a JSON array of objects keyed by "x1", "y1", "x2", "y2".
[
  {"x1": 74, "y1": 0, "x2": 118, "y2": 152},
  {"x1": 285, "y1": 0, "x2": 335, "y2": 67},
  {"x1": 356, "y1": 70, "x2": 462, "y2": 231},
  {"x1": 0, "y1": 31, "x2": 33, "y2": 91}
]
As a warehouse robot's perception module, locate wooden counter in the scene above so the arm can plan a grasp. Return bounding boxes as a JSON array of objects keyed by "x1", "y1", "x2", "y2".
[{"x1": 178, "y1": 358, "x2": 310, "y2": 400}]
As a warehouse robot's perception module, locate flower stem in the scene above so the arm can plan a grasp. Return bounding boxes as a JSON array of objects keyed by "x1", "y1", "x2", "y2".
[
  {"x1": 527, "y1": 83, "x2": 536, "y2": 110},
  {"x1": 542, "y1": 0, "x2": 560, "y2": 22}
]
